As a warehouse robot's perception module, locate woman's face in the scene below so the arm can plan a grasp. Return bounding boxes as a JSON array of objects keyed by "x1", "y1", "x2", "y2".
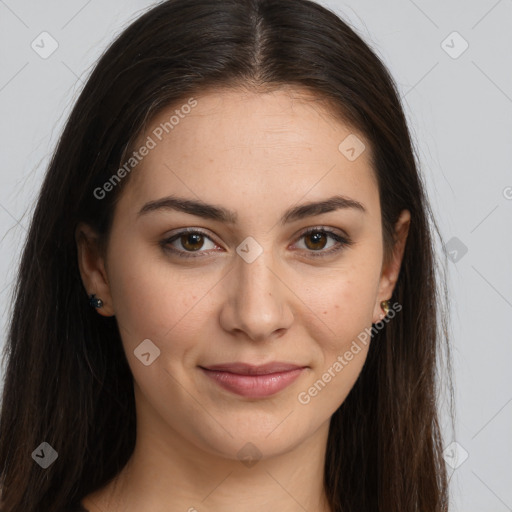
[{"x1": 78, "y1": 86, "x2": 409, "y2": 460}]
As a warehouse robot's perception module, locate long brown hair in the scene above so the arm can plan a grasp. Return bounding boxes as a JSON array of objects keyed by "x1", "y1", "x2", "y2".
[{"x1": 0, "y1": 0, "x2": 453, "y2": 510}]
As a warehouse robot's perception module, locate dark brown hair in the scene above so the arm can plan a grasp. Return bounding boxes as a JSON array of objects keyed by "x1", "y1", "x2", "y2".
[{"x1": 0, "y1": 0, "x2": 453, "y2": 510}]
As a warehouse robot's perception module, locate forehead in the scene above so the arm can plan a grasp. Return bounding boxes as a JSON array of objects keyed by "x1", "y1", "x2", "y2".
[{"x1": 117, "y1": 86, "x2": 378, "y2": 222}]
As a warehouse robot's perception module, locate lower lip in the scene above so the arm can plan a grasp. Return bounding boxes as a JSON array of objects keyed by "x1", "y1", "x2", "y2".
[{"x1": 200, "y1": 368, "x2": 305, "y2": 398}]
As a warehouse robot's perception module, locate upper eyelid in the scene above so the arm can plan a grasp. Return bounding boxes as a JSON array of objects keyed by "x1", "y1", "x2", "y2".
[{"x1": 163, "y1": 226, "x2": 348, "y2": 250}]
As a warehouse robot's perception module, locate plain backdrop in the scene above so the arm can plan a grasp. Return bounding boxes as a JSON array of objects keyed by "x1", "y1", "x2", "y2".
[{"x1": 0, "y1": 1, "x2": 511, "y2": 510}]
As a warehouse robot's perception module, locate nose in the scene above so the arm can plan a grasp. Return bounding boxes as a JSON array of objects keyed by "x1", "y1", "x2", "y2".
[{"x1": 219, "y1": 247, "x2": 295, "y2": 342}]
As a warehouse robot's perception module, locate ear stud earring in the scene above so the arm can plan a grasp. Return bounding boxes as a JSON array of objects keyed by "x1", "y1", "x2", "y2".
[
  {"x1": 380, "y1": 299, "x2": 390, "y2": 316},
  {"x1": 88, "y1": 294, "x2": 104, "y2": 309}
]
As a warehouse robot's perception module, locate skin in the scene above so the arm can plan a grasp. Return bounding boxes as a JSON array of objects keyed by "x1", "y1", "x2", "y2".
[{"x1": 76, "y1": 86, "x2": 410, "y2": 512}]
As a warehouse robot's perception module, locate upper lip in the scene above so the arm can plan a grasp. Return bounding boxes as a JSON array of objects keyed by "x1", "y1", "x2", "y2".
[{"x1": 200, "y1": 362, "x2": 306, "y2": 375}]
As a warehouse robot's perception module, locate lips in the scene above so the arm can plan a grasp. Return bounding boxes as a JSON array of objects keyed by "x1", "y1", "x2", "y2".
[
  {"x1": 199, "y1": 362, "x2": 307, "y2": 398},
  {"x1": 203, "y1": 362, "x2": 304, "y2": 375}
]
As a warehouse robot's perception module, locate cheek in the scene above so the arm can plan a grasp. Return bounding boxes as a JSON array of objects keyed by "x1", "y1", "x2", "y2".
[
  {"x1": 306, "y1": 259, "x2": 381, "y2": 352},
  {"x1": 296, "y1": 269, "x2": 378, "y2": 414},
  {"x1": 107, "y1": 240, "x2": 215, "y2": 352}
]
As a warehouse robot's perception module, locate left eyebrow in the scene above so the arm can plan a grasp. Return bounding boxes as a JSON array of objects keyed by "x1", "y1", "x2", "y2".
[
  {"x1": 281, "y1": 195, "x2": 366, "y2": 224},
  {"x1": 137, "y1": 194, "x2": 366, "y2": 224}
]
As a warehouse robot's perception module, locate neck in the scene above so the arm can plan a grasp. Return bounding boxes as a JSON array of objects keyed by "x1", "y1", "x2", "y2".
[{"x1": 83, "y1": 390, "x2": 333, "y2": 512}]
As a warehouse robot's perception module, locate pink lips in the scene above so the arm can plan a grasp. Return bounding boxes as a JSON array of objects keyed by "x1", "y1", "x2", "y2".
[{"x1": 200, "y1": 362, "x2": 306, "y2": 398}]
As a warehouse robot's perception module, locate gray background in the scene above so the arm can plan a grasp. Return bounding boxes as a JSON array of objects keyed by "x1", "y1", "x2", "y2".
[{"x1": 1, "y1": 1, "x2": 511, "y2": 510}]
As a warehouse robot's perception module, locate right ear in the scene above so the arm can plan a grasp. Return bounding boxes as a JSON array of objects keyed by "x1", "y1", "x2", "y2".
[{"x1": 75, "y1": 222, "x2": 115, "y2": 317}]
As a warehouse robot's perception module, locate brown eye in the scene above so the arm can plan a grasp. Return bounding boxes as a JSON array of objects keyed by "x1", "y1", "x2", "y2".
[
  {"x1": 294, "y1": 227, "x2": 352, "y2": 258},
  {"x1": 162, "y1": 229, "x2": 217, "y2": 257},
  {"x1": 304, "y1": 231, "x2": 328, "y2": 251},
  {"x1": 180, "y1": 233, "x2": 205, "y2": 251},
  {"x1": 162, "y1": 227, "x2": 352, "y2": 260}
]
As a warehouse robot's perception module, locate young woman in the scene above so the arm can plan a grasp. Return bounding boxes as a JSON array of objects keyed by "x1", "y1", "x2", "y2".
[{"x1": 0, "y1": 0, "x2": 452, "y2": 510}]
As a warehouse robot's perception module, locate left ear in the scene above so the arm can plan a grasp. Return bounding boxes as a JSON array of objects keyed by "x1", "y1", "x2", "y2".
[{"x1": 372, "y1": 209, "x2": 411, "y2": 323}]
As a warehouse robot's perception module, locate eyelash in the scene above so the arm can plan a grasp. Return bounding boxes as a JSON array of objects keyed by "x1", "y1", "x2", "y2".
[{"x1": 160, "y1": 227, "x2": 353, "y2": 259}]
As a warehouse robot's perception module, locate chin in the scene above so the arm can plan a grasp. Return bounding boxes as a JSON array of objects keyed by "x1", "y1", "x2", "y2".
[{"x1": 187, "y1": 408, "x2": 314, "y2": 462}]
